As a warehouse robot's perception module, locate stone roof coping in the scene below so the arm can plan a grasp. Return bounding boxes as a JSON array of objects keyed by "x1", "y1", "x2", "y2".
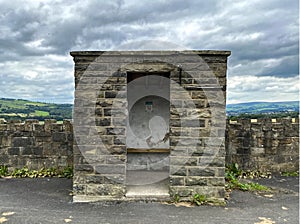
[{"x1": 70, "y1": 50, "x2": 231, "y2": 57}]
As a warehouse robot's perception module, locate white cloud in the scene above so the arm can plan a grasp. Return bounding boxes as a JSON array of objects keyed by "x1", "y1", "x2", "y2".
[
  {"x1": 0, "y1": 0, "x2": 298, "y2": 104},
  {"x1": 227, "y1": 75, "x2": 299, "y2": 104}
]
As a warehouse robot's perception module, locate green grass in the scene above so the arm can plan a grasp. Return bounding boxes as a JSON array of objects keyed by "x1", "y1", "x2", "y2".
[
  {"x1": 0, "y1": 166, "x2": 73, "y2": 178},
  {"x1": 32, "y1": 110, "x2": 50, "y2": 116},
  {"x1": 225, "y1": 163, "x2": 270, "y2": 192},
  {"x1": 281, "y1": 171, "x2": 299, "y2": 177},
  {"x1": 25, "y1": 102, "x2": 48, "y2": 106},
  {"x1": 0, "y1": 98, "x2": 72, "y2": 121}
]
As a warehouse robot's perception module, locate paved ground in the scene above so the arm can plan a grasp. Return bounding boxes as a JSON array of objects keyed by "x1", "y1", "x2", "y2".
[{"x1": 0, "y1": 176, "x2": 298, "y2": 224}]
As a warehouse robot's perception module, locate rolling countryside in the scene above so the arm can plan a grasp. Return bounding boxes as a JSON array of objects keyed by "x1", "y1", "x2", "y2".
[{"x1": 0, "y1": 98, "x2": 298, "y2": 121}]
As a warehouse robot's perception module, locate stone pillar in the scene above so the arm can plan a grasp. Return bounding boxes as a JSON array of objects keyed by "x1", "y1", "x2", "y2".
[{"x1": 71, "y1": 51, "x2": 230, "y2": 203}]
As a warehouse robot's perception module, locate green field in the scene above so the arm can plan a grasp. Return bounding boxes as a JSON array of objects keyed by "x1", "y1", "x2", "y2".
[
  {"x1": 227, "y1": 101, "x2": 299, "y2": 119},
  {"x1": 1, "y1": 98, "x2": 298, "y2": 121},
  {"x1": 0, "y1": 98, "x2": 72, "y2": 121}
]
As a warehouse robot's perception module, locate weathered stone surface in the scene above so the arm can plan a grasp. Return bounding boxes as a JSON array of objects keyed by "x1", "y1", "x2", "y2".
[
  {"x1": 8, "y1": 147, "x2": 20, "y2": 155},
  {"x1": 12, "y1": 137, "x2": 34, "y2": 147},
  {"x1": 95, "y1": 165, "x2": 125, "y2": 175},
  {"x1": 169, "y1": 186, "x2": 193, "y2": 197},
  {"x1": 188, "y1": 167, "x2": 216, "y2": 176},
  {"x1": 96, "y1": 118, "x2": 111, "y2": 126},
  {"x1": 52, "y1": 133, "x2": 66, "y2": 142},
  {"x1": 186, "y1": 177, "x2": 207, "y2": 186},
  {"x1": 170, "y1": 166, "x2": 187, "y2": 176},
  {"x1": 0, "y1": 120, "x2": 73, "y2": 170},
  {"x1": 75, "y1": 164, "x2": 94, "y2": 173},
  {"x1": 73, "y1": 183, "x2": 87, "y2": 193},
  {"x1": 170, "y1": 176, "x2": 185, "y2": 186},
  {"x1": 226, "y1": 118, "x2": 299, "y2": 172},
  {"x1": 86, "y1": 184, "x2": 125, "y2": 196},
  {"x1": 170, "y1": 157, "x2": 197, "y2": 166}
]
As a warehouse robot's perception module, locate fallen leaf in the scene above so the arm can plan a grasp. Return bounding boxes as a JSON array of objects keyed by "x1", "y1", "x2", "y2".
[
  {"x1": 263, "y1": 194, "x2": 273, "y2": 198},
  {"x1": 0, "y1": 217, "x2": 8, "y2": 223},
  {"x1": 2, "y1": 212, "x2": 15, "y2": 216},
  {"x1": 254, "y1": 217, "x2": 276, "y2": 224},
  {"x1": 281, "y1": 206, "x2": 288, "y2": 210},
  {"x1": 174, "y1": 202, "x2": 194, "y2": 207},
  {"x1": 64, "y1": 218, "x2": 72, "y2": 223}
]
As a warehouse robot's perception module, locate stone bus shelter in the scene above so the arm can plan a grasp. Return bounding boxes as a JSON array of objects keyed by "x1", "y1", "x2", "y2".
[{"x1": 70, "y1": 50, "x2": 231, "y2": 204}]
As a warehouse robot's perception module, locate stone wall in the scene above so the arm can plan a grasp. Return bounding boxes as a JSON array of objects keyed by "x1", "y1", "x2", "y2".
[
  {"x1": 226, "y1": 118, "x2": 299, "y2": 173},
  {"x1": 0, "y1": 119, "x2": 73, "y2": 170},
  {"x1": 1, "y1": 118, "x2": 297, "y2": 175}
]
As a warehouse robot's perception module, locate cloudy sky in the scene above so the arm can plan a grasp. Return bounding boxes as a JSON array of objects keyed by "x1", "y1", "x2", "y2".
[{"x1": 0, "y1": 0, "x2": 298, "y2": 104}]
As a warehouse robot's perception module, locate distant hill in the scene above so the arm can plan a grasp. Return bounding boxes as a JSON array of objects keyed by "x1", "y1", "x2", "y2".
[
  {"x1": 0, "y1": 98, "x2": 298, "y2": 121},
  {"x1": 0, "y1": 98, "x2": 72, "y2": 121},
  {"x1": 226, "y1": 101, "x2": 299, "y2": 117}
]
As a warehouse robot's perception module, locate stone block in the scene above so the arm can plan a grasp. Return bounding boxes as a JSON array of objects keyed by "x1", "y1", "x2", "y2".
[
  {"x1": 112, "y1": 117, "x2": 126, "y2": 126},
  {"x1": 0, "y1": 124, "x2": 8, "y2": 131},
  {"x1": 12, "y1": 137, "x2": 34, "y2": 147},
  {"x1": 251, "y1": 147, "x2": 265, "y2": 155},
  {"x1": 85, "y1": 175, "x2": 104, "y2": 184},
  {"x1": 186, "y1": 177, "x2": 207, "y2": 186},
  {"x1": 32, "y1": 146, "x2": 43, "y2": 155},
  {"x1": 95, "y1": 165, "x2": 125, "y2": 175},
  {"x1": 106, "y1": 156, "x2": 126, "y2": 164},
  {"x1": 170, "y1": 157, "x2": 197, "y2": 166},
  {"x1": 8, "y1": 147, "x2": 20, "y2": 155},
  {"x1": 102, "y1": 175, "x2": 125, "y2": 184},
  {"x1": 96, "y1": 118, "x2": 111, "y2": 126},
  {"x1": 181, "y1": 119, "x2": 206, "y2": 127},
  {"x1": 106, "y1": 145, "x2": 127, "y2": 155},
  {"x1": 169, "y1": 186, "x2": 192, "y2": 197},
  {"x1": 170, "y1": 147, "x2": 188, "y2": 156},
  {"x1": 198, "y1": 157, "x2": 225, "y2": 167},
  {"x1": 51, "y1": 124, "x2": 63, "y2": 132},
  {"x1": 75, "y1": 164, "x2": 94, "y2": 173},
  {"x1": 106, "y1": 128, "x2": 125, "y2": 135},
  {"x1": 83, "y1": 155, "x2": 106, "y2": 165},
  {"x1": 52, "y1": 133, "x2": 66, "y2": 142},
  {"x1": 73, "y1": 184, "x2": 86, "y2": 195},
  {"x1": 44, "y1": 119, "x2": 57, "y2": 132},
  {"x1": 207, "y1": 177, "x2": 225, "y2": 186},
  {"x1": 20, "y1": 147, "x2": 32, "y2": 155},
  {"x1": 34, "y1": 131, "x2": 52, "y2": 138},
  {"x1": 113, "y1": 136, "x2": 125, "y2": 145},
  {"x1": 188, "y1": 167, "x2": 215, "y2": 176},
  {"x1": 86, "y1": 184, "x2": 125, "y2": 197},
  {"x1": 0, "y1": 154, "x2": 9, "y2": 164},
  {"x1": 170, "y1": 176, "x2": 185, "y2": 186},
  {"x1": 104, "y1": 91, "x2": 117, "y2": 98},
  {"x1": 170, "y1": 166, "x2": 187, "y2": 176},
  {"x1": 67, "y1": 133, "x2": 73, "y2": 141}
]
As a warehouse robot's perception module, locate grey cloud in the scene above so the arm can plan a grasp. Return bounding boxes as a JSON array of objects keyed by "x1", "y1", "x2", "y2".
[
  {"x1": 260, "y1": 55, "x2": 299, "y2": 77},
  {"x1": 227, "y1": 75, "x2": 299, "y2": 104},
  {"x1": 0, "y1": 0, "x2": 298, "y2": 103}
]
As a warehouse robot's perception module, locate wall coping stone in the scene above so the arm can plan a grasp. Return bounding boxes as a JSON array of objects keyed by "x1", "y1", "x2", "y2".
[{"x1": 70, "y1": 50, "x2": 231, "y2": 57}]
